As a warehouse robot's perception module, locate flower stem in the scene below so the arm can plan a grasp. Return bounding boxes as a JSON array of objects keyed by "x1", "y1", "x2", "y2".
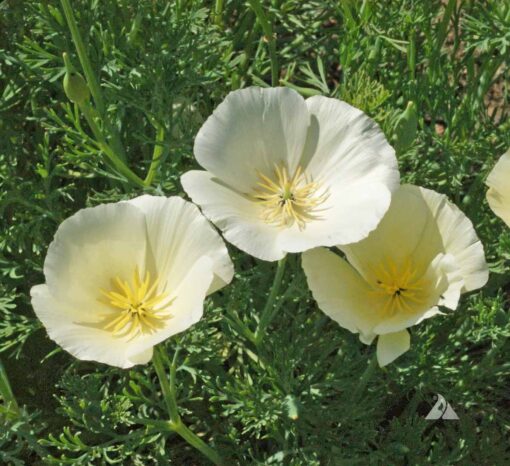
[
  {"x1": 248, "y1": 0, "x2": 279, "y2": 86},
  {"x1": 152, "y1": 346, "x2": 224, "y2": 465},
  {"x1": 60, "y1": 0, "x2": 104, "y2": 114},
  {"x1": 60, "y1": 0, "x2": 126, "y2": 162},
  {"x1": 354, "y1": 355, "x2": 378, "y2": 400},
  {"x1": 171, "y1": 420, "x2": 223, "y2": 464},
  {"x1": 153, "y1": 346, "x2": 180, "y2": 423},
  {"x1": 255, "y1": 256, "x2": 287, "y2": 345},
  {"x1": 78, "y1": 102, "x2": 145, "y2": 187},
  {"x1": 213, "y1": 0, "x2": 224, "y2": 27},
  {"x1": 144, "y1": 123, "x2": 166, "y2": 186},
  {"x1": 0, "y1": 359, "x2": 19, "y2": 419}
]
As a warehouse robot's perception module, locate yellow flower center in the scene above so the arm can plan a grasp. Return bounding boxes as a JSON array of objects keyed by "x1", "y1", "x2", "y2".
[
  {"x1": 371, "y1": 258, "x2": 429, "y2": 317},
  {"x1": 252, "y1": 164, "x2": 329, "y2": 229},
  {"x1": 98, "y1": 267, "x2": 173, "y2": 339}
]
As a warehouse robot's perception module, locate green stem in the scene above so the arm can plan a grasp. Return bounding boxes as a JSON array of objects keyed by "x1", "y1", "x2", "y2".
[
  {"x1": 144, "y1": 124, "x2": 166, "y2": 186},
  {"x1": 172, "y1": 421, "x2": 223, "y2": 465},
  {"x1": 214, "y1": 0, "x2": 224, "y2": 27},
  {"x1": 0, "y1": 359, "x2": 19, "y2": 419},
  {"x1": 78, "y1": 102, "x2": 145, "y2": 187},
  {"x1": 255, "y1": 256, "x2": 287, "y2": 344},
  {"x1": 153, "y1": 346, "x2": 180, "y2": 423},
  {"x1": 60, "y1": 0, "x2": 126, "y2": 161},
  {"x1": 248, "y1": 0, "x2": 279, "y2": 86},
  {"x1": 224, "y1": 309, "x2": 257, "y2": 345},
  {"x1": 60, "y1": 0, "x2": 104, "y2": 114},
  {"x1": 354, "y1": 355, "x2": 378, "y2": 399},
  {"x1": 153, "y1": 346, "x2": 224, "y2": 466}
]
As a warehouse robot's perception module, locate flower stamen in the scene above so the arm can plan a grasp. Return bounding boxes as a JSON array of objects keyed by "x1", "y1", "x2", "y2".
[
  {"x1": 371, "y1": 258, "x2": 429, "y2": 317},
  {"x1": 252, "y1": 164, "x2": 329, "y2": 229},
  {"x1": 98, "y1": 266, "x2": 173, "y2": 340}
]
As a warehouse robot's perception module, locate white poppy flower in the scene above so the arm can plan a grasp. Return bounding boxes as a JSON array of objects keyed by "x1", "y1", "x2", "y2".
[
  {"x1": 302, "y1": 185, "x2": 488, "y2": 367},
  {"x1": 486, "y1": 148, "x2": 510, "y2": 227},
  {"x1": 31, "y1": 196, "x2": 234, "y2": 369},
  {"x1": 181, "y1": 87, "x2": 399, "y2": 261}
]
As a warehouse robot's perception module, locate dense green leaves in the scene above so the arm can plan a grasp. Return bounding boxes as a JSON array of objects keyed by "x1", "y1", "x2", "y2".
[{"x1": 0, "y1": 0, "x2": 509, "y2": 464}]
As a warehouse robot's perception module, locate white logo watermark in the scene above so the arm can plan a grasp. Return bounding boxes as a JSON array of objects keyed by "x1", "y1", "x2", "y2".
[{"x1": 425, "y1": 394, "x2": 459, "y2": 420}]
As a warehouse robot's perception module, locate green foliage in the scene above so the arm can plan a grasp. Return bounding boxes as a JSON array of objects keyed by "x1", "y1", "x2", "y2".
[{"x1": 0, "y1": 0, "x2": 509, "y2": 464}]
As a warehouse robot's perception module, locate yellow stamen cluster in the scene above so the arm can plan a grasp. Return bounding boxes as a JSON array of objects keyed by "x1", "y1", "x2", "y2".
[
  {"x1": 371, "y1": 258, "x2": 429, "y2": 317},
  {"x1": 252, "y1": 164, "x2": 328, "y2": 229},
  {"x1": 98, "y1": 267, "x2": 172, "y2": 339}
]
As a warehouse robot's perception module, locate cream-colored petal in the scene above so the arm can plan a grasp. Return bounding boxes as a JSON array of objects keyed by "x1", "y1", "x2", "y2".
[
  {"x1": 31, "y1": 257, "x2": 214, "y2": 368},
  {"x1": 181, "y1": 170, "x2": 284, "y2": 261},
  {"x1": 126, "y1": 195, "x2": 233, "y2": 294},
  {"x1": 302, "y1": 248, "x2": 380, "y2": 336},
  {"x1": 434, "y1": 254, "x2": 464, "y2": 310},
  {"x1": 373, "y1": 307, "x2": 443, "y2": 336},
  {"x1": 128, "y1": 347, "x2": 154, "y2": 365},
  {"x1": 341, "y1": 185, "x2": 488, "y2": 294},
  {"x1": 43, "y1": 202, "x2": 148, "y2": 317},
  {"x1": 373, "y1": 254, "x2": 461, "y2": 335},
  {"x1": 418, "y1": 186, "x2": 489, "y2": 292},
  {"x1": 341, "y1": 185, "x2": 436, "y2": 283},
  {"x1": 193, "y1": 87, "x2": 310, "y2": 192},
  {"x1": 359, "y1": 332, "x2": 377, "y2": 345},
  {"x1": 376, "y1": 330, "x2": 410, "y2": 367},
  {"x1": 486, "y1": 149, "x2": 510, "y2": 227},
  {"x1": 31, "y1": 284, "x2": 152, "y2": 368},
  {"x1": 275, "y1": 96, "x2": 399, "y2": 250},
  {"x1": 277, "y1": 180, "x2": 394, "y2": 252},
  {"x1": 123, "y1": 256, "x2": 214, "y2": 359},
  {"x1": 303, "y1": 96, "x2": 399, "y2": 192}
]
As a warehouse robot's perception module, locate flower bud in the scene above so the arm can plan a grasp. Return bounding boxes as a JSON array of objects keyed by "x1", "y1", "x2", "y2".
[
  {"x1": 63, "y1": 71, "x2": 90, "y2": 104},
  {"x1": 394, "y1": 101, "x2": 418, "y2": 155}
]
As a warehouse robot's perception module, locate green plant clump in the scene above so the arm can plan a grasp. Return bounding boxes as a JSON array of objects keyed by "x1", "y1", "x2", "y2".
[{"x1": 0, "y1": 0, "x2": 509, "y2": 464}]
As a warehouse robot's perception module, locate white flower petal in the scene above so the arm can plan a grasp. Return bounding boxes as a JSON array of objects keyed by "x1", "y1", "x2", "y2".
[
  {"x1": 31, "y1": 284, "x2": 152, "y2": 369},
  {"x1": 359, "y1": 332, "x2": 377, "y2": 345},
  {"x1": 418, "y1": 186, "x2": 489, "y2": 292},
  {"x1": 181, "y1": 170, "x2": 285, "y2": 261},
  {"x1": 193, "y1": 87, "x2": 310, "y2": 192},
  {"x1": 127, "y1": 195, "x2": 233, "y2": 294},
  {"x1": 31, "y1": 256, "x2": 214, "y2": 369},
  {"x1": 342, "y1": 185, "x2": 488, "y2": 293},
  {"x1": 186, "y1": 90, "x2": 400, "y2": 260},
  {"x1": 302, "y1": 248, "x2": 380, "y2": 336},
  {"x1": 33, "y1": 195, "x2": 227, "y2": 368},
  {"x1": 128, "y1": 348, "x2": 154, "y2": 365},
  {"x1": 486, "y1": 149, "x2": 510, "y2": 227},
  {"x1": 434, "y1": 254, "x2": 464, "y2": 310},
  {"x1": 373, "y1": 253, "x2": 461, "y2": 335},
  {"x1": 277, "y1": 180, "x2": 394, "y2": 251},
  {"x1": 122, "y1": 256, "x2": 214, "y2": 360},
  {"x1": 275, "y1": 96, "x2": 399, "y2": 249},
  {"x1": 303, "y1": 96, "x2": 399, "y2": 190},
  {"x1": 376, "y1": 330, "x2": 410, "y2": 367},
  {"x1": 341, "y1": 185, "x2": 435, "y2": 282},
  {"x1": 43, "y1": 202, "x2": 148, "y2": 316}
]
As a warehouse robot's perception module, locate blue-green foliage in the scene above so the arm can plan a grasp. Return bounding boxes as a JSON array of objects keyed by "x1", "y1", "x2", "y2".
[{"x1": 0, "y1": 0, "x2": 509, "y2": 464}]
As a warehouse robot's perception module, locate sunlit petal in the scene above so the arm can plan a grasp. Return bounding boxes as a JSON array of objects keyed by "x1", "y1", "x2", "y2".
[{"x1": 183, "y1": 87, "x2": 399, "y2": 261}]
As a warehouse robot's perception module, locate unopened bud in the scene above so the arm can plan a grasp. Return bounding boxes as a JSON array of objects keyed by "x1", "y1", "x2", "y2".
[
  {"x1": 394, "y1": 101, "x2": 418, "y2": 155},
  {"x1": 62, "y1": 53, "x2": 89, "y2": 104},
  {"x1": 63, "y1": 71, "x2": 90, "y2": 104}
]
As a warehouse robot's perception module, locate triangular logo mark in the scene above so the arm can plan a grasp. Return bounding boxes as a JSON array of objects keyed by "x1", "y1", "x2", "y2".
[{"x1": 425, "y1": 394, "x2": 459, "y2": 420}]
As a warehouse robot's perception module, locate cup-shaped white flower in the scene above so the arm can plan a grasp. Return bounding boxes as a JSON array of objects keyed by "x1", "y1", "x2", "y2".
[
  {"x1": 30, "y1": 196, "x2": 234, "y2": 369},
  {"x1": 181, "y1": 87, "x2": 399, "y2": 261},
  {"x1": 302, "y1": 185, "x2": 488, "y2": 367},
  {"x1": 486, "y1": 148, "x2": 510, "y2": 227}
]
